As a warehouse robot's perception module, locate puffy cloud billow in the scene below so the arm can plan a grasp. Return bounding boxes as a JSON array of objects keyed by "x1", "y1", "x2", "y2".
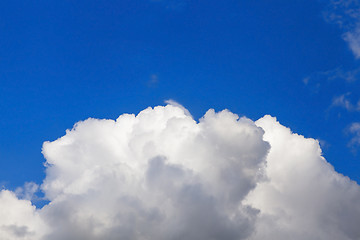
[{"x1": 1, "y1": 104, "x2": 360, "y2": 240}]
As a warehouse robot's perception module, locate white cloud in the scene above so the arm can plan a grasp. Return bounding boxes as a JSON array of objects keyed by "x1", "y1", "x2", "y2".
[
  {"x1": 39, "y1": 105, "x2": 267, "y2": 240},
  {"x1": 247, "y1": 116, "x2": 360, "y2": 240},
  {"x1": 0, "y1": 105, "x2": 360, "y2": 240},
  {"x1": 15, "y1": 182, "x2": 39, "y2": 201},
  {"x1": 0, "y1": 190, "x2": 48, "y2": 240},
  {"x1": 164, "y1": 99, "x2": 192, "y2": 116}
]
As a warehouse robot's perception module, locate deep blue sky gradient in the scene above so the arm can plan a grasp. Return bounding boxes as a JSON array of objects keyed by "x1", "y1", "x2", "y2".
[{"x1": 1, "y1": 0, "x2": 359, "y2": 189}]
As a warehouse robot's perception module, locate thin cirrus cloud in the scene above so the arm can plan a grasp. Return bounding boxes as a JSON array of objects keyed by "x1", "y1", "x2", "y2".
[
  {"x1": 1, "y1": 103, "x2": 360, "y2": 240},
  {"x1": 348, "y1": 122, "x2": 360, "y2": 148},
  {"x1": 324, "y1": 0, "x2": 360, "y2": 58},
  {"x1": 332, "y1": 93, "x2": 360, "y2": 111}
]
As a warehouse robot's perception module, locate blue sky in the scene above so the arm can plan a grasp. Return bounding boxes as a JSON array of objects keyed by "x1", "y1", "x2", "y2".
[{"x1": 1, "y1": 0, "x2": 360, "y2": 190}]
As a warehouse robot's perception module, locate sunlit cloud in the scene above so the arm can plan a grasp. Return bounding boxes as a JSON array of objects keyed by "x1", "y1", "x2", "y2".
[{"x1": 1, "y1": 105, "x2": 360, "y2": 240}]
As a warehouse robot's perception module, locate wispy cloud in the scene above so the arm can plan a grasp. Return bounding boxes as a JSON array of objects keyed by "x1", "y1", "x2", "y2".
[
  {"x1": 164, "y1": 99, "x2": 192, "y2": 116},
  {"x1": 324, "y1": 0, "x2": 360, "y2": 58},
  {"x1": 332, "y1": 92, "x2": 360, "y2": 111},
  {"x1": 14, "y1": 182, "x2": 39, "y2": 201},
  {"x1": 304, "y1": 66, "x2": 360, "y2": 86},
  {"x1": 147, "y1": 74, "x2": 159, "y2": 88},
  {"x1": 347, "y1": 122, "x2": 360, "y2": 151},
  {"x1": 344, "y1": 29, "x2": 360, "y2": 58}
]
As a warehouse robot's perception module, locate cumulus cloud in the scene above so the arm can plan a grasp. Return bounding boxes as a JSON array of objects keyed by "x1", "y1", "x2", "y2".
[
  {"x1": 248, "y1": 116, "x2": 360, "y2": 240},
  {"x1": 1, "y1": 105, "x2": 360, "y2": 240},
  {"x1": 0, "y1": 190, "x2": 48, "y2": 240},
  {"x1": 164, "y1": 99, "x2": 192, "y2": 116}
]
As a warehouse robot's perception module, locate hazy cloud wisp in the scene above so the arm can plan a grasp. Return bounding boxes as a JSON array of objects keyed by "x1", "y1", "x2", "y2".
[
  {"x1": 332, "y1": 93, "x2": 360, "y2": 111},
  {"x1": 325, "y1": 0, "x2": 360, "y2": 58}
]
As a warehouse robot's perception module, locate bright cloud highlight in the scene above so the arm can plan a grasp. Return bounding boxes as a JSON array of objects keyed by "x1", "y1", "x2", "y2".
[{"x1": 1, "y1": 104, "x2": 360, "y2": 240}]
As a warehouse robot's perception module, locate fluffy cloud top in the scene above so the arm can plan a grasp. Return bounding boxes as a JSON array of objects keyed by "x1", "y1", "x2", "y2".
[{"x1": 0, "y1": 104, "x2": 359, "y2": 240}]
